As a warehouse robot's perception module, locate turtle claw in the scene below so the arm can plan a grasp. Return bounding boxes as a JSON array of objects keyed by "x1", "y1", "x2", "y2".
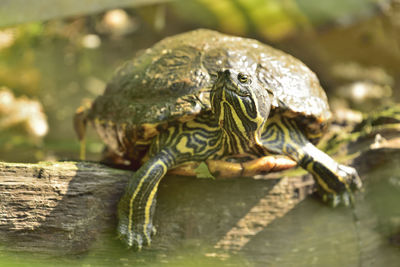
[
  {"x1": 117, "y1": 221, "x2": 155, "y2": 251},
  {"x1": 117, "y1": 208, "x2": 155, "y2": 251},
  {"x1": 337, "y1": 164, "x2": 363, "y2": 191},
  {"x1": 322, "y1": 190, "x2": 353, "y2": 207},
  {"x1": 318, "y1": 164, "x2": 361, "y2": 207},
  {"x1": 341, "y1": 192, "x2": 352, "y2": 207}
]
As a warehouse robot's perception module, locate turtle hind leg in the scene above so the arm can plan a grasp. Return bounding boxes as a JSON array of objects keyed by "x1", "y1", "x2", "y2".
[
  {"x1": 169, "y1": 156, "x2": 297, "y2": 178},
  {"x1": 73, "y1": 104, "x2": 91, "y2": 160},
  {"x1": 261, "y1": 114, "x2": 362, "y2": 206}
]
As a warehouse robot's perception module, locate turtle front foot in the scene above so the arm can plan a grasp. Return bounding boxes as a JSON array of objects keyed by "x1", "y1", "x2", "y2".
[
  {"x1": 117, "y1": 197, "x2": 157, "y2": 251},
  {"x1": 337, "y1": 164, "x2": 362, "y2": 191},
  {"x1": 117, "y1": 218, "x2": 156, "y2": 251},
  {"x1": 316, "y1": 164, "x2": 362, "y2": 207}
]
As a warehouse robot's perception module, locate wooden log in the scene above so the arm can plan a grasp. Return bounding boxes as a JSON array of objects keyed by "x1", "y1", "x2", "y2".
[
  {"x1": 2, "y1": 116, "x2": 400, "y2": 264},
  {"x1": 0, "y1": 161, "x2": 314, "y2": 255},
  {"x1": 0, "y1": 161, "x2": 129, "y2": 254},
  {"x1": 1, "y1": 124, "x2": 399, "y2": 261}
]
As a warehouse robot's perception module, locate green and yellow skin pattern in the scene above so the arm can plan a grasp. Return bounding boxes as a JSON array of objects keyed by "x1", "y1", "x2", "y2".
[{"x1": 116, "y1": 69, "x2": 362, "y2": 249}]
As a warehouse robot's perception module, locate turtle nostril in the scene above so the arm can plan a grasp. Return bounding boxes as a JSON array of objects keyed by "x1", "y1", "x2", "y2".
[{"x1": 217, "y1": 69, "x2": 230, "y2": 79}]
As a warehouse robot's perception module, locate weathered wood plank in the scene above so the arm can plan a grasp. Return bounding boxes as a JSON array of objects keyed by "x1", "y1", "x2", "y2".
[
  {"x1": 0, "y1": 161, "x2": 314, "y2": 255},
  {"x1": 1, "y1": 124, "x2": 399, "y2": 259},
  {"x1": 0, "y1": 161, "x2": 129, "y2": 254}
]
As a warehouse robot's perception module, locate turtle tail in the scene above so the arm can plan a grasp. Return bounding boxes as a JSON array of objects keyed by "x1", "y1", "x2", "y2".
[{"x1": 73, "y1": 101, "x2": 92, "y2": 160}]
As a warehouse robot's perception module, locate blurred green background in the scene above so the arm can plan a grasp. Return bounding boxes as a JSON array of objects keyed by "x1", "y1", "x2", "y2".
[{"x1": 0, "y1": 0, "x2": 399, "y2": 266}]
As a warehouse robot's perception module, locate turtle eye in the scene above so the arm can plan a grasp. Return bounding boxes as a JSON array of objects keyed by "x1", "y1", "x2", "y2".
[{"x1": 237, "y1": 73, "x2": 248, "y2": 84}]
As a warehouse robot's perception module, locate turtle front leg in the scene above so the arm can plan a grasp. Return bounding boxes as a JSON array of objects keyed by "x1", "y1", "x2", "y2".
[
  {"x1": 117, "y1": 150, "x2": 174, "y2": 250},
  {"x1": 297, "y1": 142, "x2": 362, "y2": 206},
  {"x1": 117, "y1": 118, "x2": 223, "y2": 250},
  {"x1": 261, "y1": 115, "x2": 362, "y2": 206}
]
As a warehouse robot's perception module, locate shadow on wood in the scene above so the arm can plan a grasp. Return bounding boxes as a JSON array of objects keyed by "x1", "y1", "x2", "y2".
[
  {"x1": 0, "y1": 161, "x2": 314, "y2": 255},
  {"x1": 0, "y1": 162, "x2": 128, "y2": 254}
]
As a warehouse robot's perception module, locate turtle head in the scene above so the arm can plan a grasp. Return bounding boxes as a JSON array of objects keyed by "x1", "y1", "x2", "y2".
[{"x1": 210, "y1": 69, "x2": 271, "y2": 146}]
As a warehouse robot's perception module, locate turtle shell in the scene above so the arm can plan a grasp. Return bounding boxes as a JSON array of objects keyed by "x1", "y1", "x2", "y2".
[{"x1": 89, "y1": 29, "x2": 331, "y2": 146}]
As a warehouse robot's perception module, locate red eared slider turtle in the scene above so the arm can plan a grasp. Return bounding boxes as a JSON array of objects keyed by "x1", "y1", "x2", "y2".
[{"x1": 74, "y1": 29, "x2": 362, "y2": 250}]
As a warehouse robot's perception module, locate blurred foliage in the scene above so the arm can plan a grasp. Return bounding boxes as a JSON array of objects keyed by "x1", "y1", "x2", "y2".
[
  {"x1": 0, "y1": 0, "x2": 171, "y2": 28},
  {"x1": 172, "y1": 0, "x2": 390, "y2": 41},
  {"x1": 296, "y1": 0, "x2": 390, "y2": 26},
  {"x1": 0, "y1": 0, "x2": 398, "y2": 161},
  {"x1": 0, "y1": 87, "x2": 48, "y2": 137},
  {"x1": 0, "y1": 24, "x2": 44, "y2": 96},
  {"x1": 173, "y1": 0, "x2": 308, "y2": 40},
  {"x1": 0, "y1": 7, "x2": 167, "y2": 162},
  {"x1": 0, "y1": 87, "x2": 48, "y2": 162}
]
